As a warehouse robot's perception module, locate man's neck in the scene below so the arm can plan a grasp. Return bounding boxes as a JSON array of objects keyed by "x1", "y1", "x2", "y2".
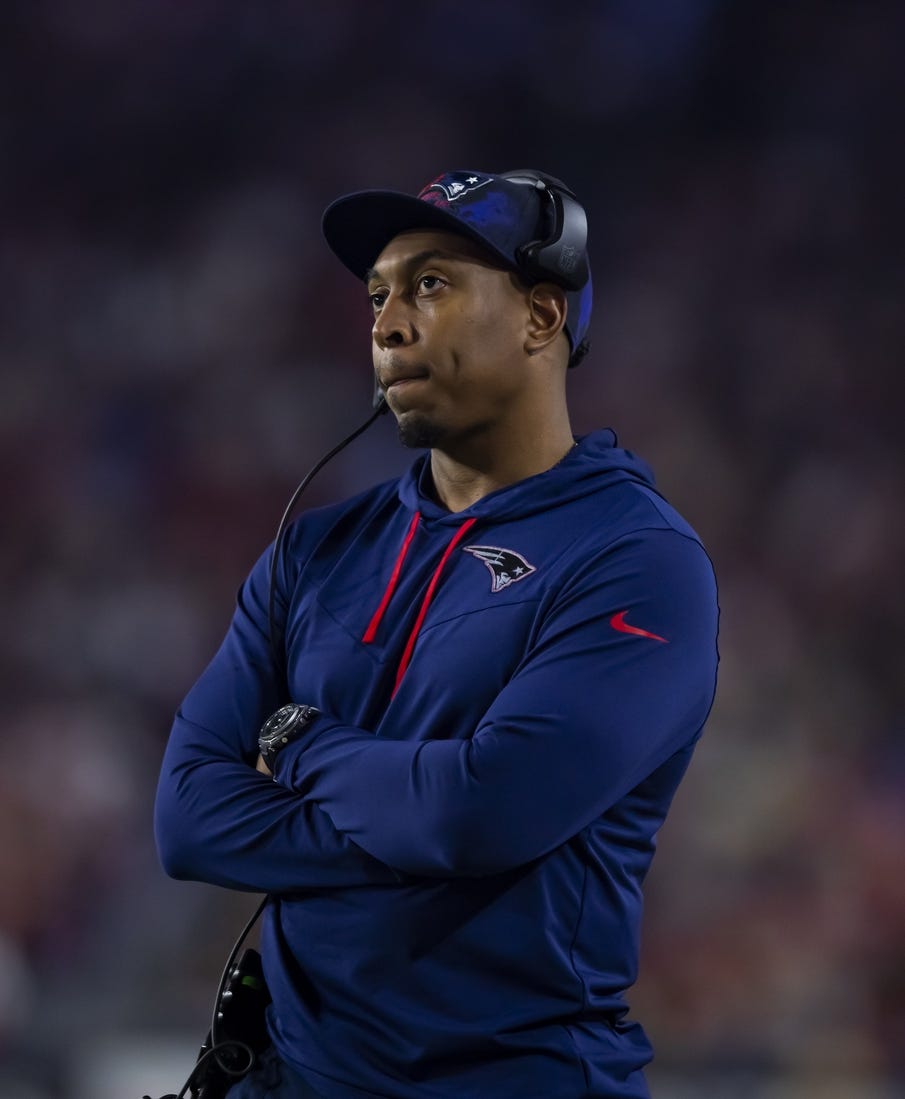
[{"x1": 428, "y1": 423, "x2": 576, "y2": 513}]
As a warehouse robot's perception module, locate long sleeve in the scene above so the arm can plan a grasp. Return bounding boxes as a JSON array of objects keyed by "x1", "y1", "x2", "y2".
[
  {"x1": 274, "y1": 529, "x2": 719, "y2": 877},
  {"x1": 153, "y1": 544, "x2": 404, "y2": 892}
]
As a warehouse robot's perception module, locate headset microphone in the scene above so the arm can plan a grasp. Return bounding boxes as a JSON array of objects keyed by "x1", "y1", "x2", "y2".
[{"x1": 373, "y1": 381, "x2": 389, "y2": 412}]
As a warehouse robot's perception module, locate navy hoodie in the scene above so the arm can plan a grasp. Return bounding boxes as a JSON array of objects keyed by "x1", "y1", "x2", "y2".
[{"x1": 155, "y1": 430, "x2": 719, "y2": 1099}]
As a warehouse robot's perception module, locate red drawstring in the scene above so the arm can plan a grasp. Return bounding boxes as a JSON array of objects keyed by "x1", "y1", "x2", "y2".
[
  {"x1": 362, "y1": 511, "x2": 421, "y2": 644},
  {"x1": 362, "y1": 512, "x2": 478, "y2": 696},
  {"x1": 392, "y1": 517, "x2": 477, "y2": 697}
]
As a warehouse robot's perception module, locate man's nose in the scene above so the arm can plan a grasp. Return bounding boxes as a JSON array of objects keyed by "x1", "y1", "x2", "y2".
[{"x1": 372, "y1": 294, "x2": 414, "y2": 348}]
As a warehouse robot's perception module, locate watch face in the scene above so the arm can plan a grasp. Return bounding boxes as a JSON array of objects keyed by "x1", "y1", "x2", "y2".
[
  {"x1": 259, "y1": 704, "x2": 318, "y2": 766},
  {"x1": 261, "y1": 704, "x2": 303, "y2": 740}
]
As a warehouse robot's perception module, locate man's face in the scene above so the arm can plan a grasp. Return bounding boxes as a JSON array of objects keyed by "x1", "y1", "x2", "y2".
[{"x1": 367, "y1": 229, "x2": 534, "y2": 451}]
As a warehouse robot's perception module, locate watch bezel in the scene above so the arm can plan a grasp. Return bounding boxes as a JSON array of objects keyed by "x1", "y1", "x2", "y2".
[{"x1": 258, "y1": 703, "x2": 319, "y2": 767}]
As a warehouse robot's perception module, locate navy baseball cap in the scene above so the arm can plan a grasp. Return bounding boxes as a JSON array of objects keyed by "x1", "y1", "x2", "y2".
[{"x1": 322, "y1": 169, "x2": 592, "y2": 366}]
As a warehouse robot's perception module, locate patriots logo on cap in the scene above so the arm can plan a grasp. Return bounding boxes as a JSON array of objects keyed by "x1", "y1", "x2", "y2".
[
  {"x1": 422, "y1": 171, "x2": 493, "y2": 204},
  {"x1": 462, "y1": 545, "x2": 536, "y2": 593}
]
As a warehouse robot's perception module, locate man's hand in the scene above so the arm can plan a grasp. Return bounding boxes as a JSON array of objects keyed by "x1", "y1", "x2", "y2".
[{"x1": 256, "y1": 753, "x2": 273, "y2": 777}]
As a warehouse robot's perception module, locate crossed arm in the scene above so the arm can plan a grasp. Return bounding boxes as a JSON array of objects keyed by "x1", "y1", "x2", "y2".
[{"x1": 154, "y1": 530, "x2": 718, "y2": 889}]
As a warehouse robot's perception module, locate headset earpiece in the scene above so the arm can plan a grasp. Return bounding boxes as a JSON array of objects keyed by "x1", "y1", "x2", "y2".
[{"x1": 501, "y1": 171, "x2": 590, "y2": 291}]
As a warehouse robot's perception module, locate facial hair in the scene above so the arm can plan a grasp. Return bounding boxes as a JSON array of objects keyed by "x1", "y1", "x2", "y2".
[{"x1": 397, "y1": 413, "x2": 445, "y2": 451}]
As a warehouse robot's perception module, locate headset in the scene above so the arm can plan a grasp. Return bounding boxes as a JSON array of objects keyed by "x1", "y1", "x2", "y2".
[{"x1": 499, "y1": 170, "x2": 590, "y2": 292}]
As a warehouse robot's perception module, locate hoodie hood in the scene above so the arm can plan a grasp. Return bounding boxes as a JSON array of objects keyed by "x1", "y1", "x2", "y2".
[{"x1": 397, "y1": 429, "x2": 657, "y2": 523}]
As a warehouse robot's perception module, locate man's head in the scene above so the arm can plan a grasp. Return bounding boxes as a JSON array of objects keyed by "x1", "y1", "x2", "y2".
[
  {"x1": 323, "y1": 169, "x2": 593, "y2": 368},
  {"x1": 322, "y1": 170, "x2": 592, "y2": 453}
]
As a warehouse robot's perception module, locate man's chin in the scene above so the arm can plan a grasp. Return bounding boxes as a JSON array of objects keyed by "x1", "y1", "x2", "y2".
[{"x1": 397, "y1": 412, "x2": 445, "y2": 451}]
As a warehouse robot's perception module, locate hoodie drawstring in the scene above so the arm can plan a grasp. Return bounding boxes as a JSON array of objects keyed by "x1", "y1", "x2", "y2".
[
  {"x1": 392, "y1": 518, "x2": 477, "y2": 696},
  {"x1": 362, "y1": 511, "x2": 421, "y2": 644},
  {"x1": 362, "y1": 512, "x2": 478, "y2": 697}
]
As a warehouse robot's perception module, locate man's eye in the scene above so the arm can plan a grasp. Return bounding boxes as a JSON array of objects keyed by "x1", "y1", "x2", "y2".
[
  {"x1": 418, "y1": 275, "x2": 445, "y2": 293},
  {"x1": 369, "y1": 291, "x2": 386, "y2": 310}
]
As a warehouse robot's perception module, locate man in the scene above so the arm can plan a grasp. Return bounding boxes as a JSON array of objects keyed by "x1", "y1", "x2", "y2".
[{"x1": 155, "y1": 169, "x2": 719, "y2": 1098}]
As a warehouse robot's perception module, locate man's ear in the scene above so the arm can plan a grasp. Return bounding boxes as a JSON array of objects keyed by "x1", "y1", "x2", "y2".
[{"x1": 524, "y1": 283, "x2": 568, "y2": 356}]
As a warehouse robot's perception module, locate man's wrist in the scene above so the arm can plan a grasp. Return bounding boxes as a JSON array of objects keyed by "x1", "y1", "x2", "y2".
[{"x1": 258, "y1": 703, "x2": 320, "y2": 773}]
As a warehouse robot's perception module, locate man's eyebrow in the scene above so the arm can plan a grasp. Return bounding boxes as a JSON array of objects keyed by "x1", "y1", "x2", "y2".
[{"x1": 365, "y1": 249, "x2": 475, "y2": 285}]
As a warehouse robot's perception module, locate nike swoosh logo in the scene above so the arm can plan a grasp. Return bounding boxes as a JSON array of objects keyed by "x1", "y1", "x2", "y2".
[{"x1": 610, "y1": 610, "x2": 668, "y2": 643}]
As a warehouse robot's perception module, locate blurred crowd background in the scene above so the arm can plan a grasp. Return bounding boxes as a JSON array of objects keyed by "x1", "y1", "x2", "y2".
[{"x1": 1, "y1": 2, "x2": 903, "y2": 1096}]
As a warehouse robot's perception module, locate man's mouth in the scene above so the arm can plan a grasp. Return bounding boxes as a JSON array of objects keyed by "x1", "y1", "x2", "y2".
[
  {"x1": 387, "y1": 376, "x2": 425, "y2": 392},
  {"x1": 380, "y1": 367, "x2": 430, "y2": 393}
]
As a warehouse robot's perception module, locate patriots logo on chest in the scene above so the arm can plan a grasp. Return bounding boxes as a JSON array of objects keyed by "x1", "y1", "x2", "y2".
[{"x1": 461, "y1": 545, "x2": 537, "y2": 593}]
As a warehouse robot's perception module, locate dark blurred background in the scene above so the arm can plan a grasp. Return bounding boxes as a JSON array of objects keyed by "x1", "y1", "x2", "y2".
[{"x1": 2, "y1": 1, "x2": 903, "y2": 1096}]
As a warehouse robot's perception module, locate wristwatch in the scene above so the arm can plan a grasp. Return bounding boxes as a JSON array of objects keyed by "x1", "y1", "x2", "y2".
[{"x1": 257, "y1": 703, "x2": 320, "y2": 771}]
